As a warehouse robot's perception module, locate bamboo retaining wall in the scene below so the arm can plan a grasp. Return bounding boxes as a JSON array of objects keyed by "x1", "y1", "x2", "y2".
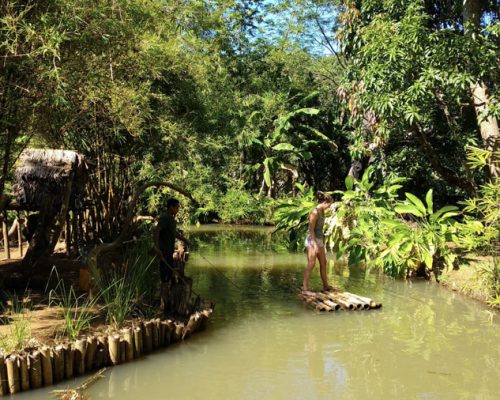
[
  {"x1": 301, "y1": 291, "x2": 382, "y2": 312},
  {"x1": 0, "y1": 308, "x2": 213, "y2": 396}
]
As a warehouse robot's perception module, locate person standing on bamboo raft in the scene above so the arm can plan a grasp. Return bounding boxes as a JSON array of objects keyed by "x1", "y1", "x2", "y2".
[
  {"x1": 153, "y1": 198, "x2": 190, "y2": 283},
  {"x1": 302, "y1": 192, "x2": 334, "y2": 294}
]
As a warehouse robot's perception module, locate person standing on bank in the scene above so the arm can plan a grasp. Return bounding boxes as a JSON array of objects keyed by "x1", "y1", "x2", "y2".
[
  {"x1": 302, "y1": 192, "x2": 334, "y2": 294},
  {"x1": 153, "y1": 198, "x2": 190, "y2": 283}
]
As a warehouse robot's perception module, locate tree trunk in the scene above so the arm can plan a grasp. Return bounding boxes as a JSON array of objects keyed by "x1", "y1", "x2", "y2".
[{"x1": 463, "y1": 0, "x2": 499, "y2": 177}]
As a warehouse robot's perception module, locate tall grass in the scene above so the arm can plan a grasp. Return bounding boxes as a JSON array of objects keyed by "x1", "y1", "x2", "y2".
[
  {"x1": 92, "y1": 238, "x2": 157, "y2": 329},
  {"x1": 0, "y1": 293, "x2": 32, "y2": 353},
  {"x1": 48, "y1": 269, "x2": 99, "y2": 341}
]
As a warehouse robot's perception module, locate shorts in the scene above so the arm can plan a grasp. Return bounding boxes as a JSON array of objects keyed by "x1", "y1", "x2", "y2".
[{"x1": 305, "y1": 235, "x2": 324, "y2": 249}]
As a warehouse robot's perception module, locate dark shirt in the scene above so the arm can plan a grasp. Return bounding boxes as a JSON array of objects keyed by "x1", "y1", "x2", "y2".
[{"x1": 158, "y1": 212, "x2": 176, "y2": 256}]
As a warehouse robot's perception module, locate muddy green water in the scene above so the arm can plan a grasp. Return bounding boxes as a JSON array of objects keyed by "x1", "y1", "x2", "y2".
[{"x1": 19, "y1": 226, "x2": 500, "y2": 400}]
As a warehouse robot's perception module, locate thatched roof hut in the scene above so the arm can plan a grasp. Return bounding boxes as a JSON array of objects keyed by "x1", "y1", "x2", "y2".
[{"x1": 13, "y1": 149, "x2": 89, "y2": 211}]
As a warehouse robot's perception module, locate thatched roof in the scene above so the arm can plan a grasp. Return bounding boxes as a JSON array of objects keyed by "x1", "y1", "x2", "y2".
[{"x1": 13, "y1": 149, "x2": 89, "y2": 211}]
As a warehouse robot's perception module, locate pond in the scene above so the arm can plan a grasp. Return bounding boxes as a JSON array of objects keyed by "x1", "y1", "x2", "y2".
[{"x1": 18, "y1": 225, "x2": 500, "y2": 399}]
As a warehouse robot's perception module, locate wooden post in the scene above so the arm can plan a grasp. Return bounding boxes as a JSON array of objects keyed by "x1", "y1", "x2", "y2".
[
  {"x1": 108, "y1": 334, "x2": 121, "y2": 366},
  {"x1": 53, "y1": 345, "x2": 65, "y2": 383},
  {"x1": 97, "y1": 336, "x2": 109, "y2": 367},
  {"x1": 28, "y1": 351, "x2": 42, "y2": 389},
  {"x1": 40, "y1": 346, "x2": 53, "y2": 386},
  {"x1": 143, "y1": 321, "x2": 153, "y2": 354},
  {"x1": 122, "y1": 328, "x2": 134, "y2": 362},
  {"x1": 133, "y1": 326, "x2": 143, "y2": 358},
  {"x1": 73, "y1": 339, "x2": 87, "y2": 376},
  {"x1": 65, "y1": 212, "x2": 71, "y2": 256},
  {"x1": 5, "y1": 356, "x2": 19, "y2": 394},
  {"x1": 86, "y1": 336, "x2": 97, "y2": 372},
  {"x1": 0, "y1": 355, "x2": 8, "y2": 396},
  {"x1": 16, "y1": 212, "x2": 23, "y2": 257},
  {"x1": 2, "y1": 215, "x2": 10, "y2": 260},
  {"x1": 119, "y1": 339, "x2": 126, "y2": 364},
  {"x1": 18, "y1": 354, "x2": 29, "y2": 391},
  {"x1": 63, "y1": 344, "x2": 73, "y2": 379},
  {"x1": 173, "y1": 321, "x2": 184, "y2": 342},
  {"x1": 152, "y1": 319, "x2": 160, "y2": 349},
  {"x1": 159, "y1": 320, "x2": 166, "y2": 347}
]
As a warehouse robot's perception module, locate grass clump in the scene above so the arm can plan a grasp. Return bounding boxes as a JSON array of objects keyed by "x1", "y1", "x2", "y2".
[
  {"x1": 0, "y1": 293, "x2": 32, "y2": 353},
  {"x1": 48, "y1": 270, "x2": 99, "y2": 341}
]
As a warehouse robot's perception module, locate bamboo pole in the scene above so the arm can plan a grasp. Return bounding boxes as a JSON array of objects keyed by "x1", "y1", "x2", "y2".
[
  {"x1": 2, "y1": 218, "x2": 10, "y2": 260},
  {"x1": 94, "y1": 346, "x2": 104, "y2": 370},
  {"x1": 108, "y1": 334, "x2": 121, "y2": 366},
  {"x1": 182, "y1": 312, "x2": 200, "y2": 340},
  {"x1": 73, "y1": 338, "x2": 87, "y2": 376},
  {"x1": 173, "y1": 322, "x2": 184, "y2": 342},
  {"x1": 164, "y1": 320, "x2": 174, "y2": 345},
  {"x1": 159, "y1": 320, "x2": 166, "y2": 347},
  {"x1": 86, "y1": 336, "x2": 97, "y2": 372},
  {"x1": 97, "y1": 336, "x2": 109, "y2": 366},
  {"x1": 40, "y1": 346, "x2": 53, "y2": 386},
  {"x1": 0, "y1": 355, "x2": 8, "y2": 396},
  {"x1": 152, "y1": 319, "x2": 160, "y2": 349},
  {"x1": 315, "y1": 293, "x2": 341, "y2": 311},
  {"x1": 29, "y1": 351, "x2": 43, "y2": 389},
  {"x1": 198, "y1": 309, "x2": 212, "y2": 331},
  {"x1": 5, "y1": 355, "x2": 19, "y2": 394},
  {"x1": 344, "y1": 292, "x2": 380, "y2": 309},
  {"x1": 143, "y1": 321, "x2": 153, "y2": 354},
  {"x1": 119, "y1": 339, "x2": 126, "y2": 364},
  {"x1": 324, "y1": 293, "x2": 353, "y2": 310},
  {"x1": 53, "y1": 345, "x2": 65, "y2": 383},
  {"x1": 18, "y1": 354, "x2": 29, "y2": 391},
  {"x1": 122, "y1": 328, "x2": 134, "y2": 362},
  {"x1": 63, "y1": 344, "x2": 73, "y2": 379},
  {"x1": 133, "y1": 326, "x2": 143, "y2": 358}
]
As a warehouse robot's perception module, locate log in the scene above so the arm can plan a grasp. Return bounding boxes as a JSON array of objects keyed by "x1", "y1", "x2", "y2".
[
  {"x1": 108, "y1": 334, "x2": 121, "y2": 366},
  {"x1": 122, "y1": 328, "x2": 134, "y2": 362},
  {"x1": 63, "y1": 344, "x2": 73, "y2": 379},
  {"x1": 29, "y1": 351, "x2": 42, "y2": 389},
  {"x1": 97, "y1": 336, "x2": 109, "y2": 366},
  {"x1": 40, "y1": 346, "x2": 53, "y2": 386},
  {"x1": 86, "y1": 336, "x2": 97, "y2": 372},
  {"x1": 18, "y1": 354, "x2": 29, "y2": 391},
  {"x1": 0, "y1": 355, "x2": 8, "y2": 396},
  {"x1": 52, "y1": 345, "x2": 65, "y2": 383},
  {"x1": 133, "y1": 326, "x2": 143, "y2": 358},
  {"x1": 5, "y1": 356, "x2": 19, "y2": 394},
  {"x1": 143, "y1": 321, "x2": 153, "y2": 354},
  {"x1": 73, "y1": 338, "x2": 87, "y2": 376}
]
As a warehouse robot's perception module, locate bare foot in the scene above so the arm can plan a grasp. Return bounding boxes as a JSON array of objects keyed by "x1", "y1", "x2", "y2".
[{"x1": 301, "y1": 289, "x2": 315, "y2": 296}]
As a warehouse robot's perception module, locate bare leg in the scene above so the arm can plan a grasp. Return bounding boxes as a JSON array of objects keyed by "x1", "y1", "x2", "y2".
[
  {"x1": 317, "y1": 246, "x2": 331, "y2": 290},
  {"x1": 303, "y1": 245, "x2": 317, "y2": 292}
]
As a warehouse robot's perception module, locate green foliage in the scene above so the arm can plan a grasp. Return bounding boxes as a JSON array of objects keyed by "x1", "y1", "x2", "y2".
[
  {"x1": 459, "y1": 148, "x2": 500, "y2": 252},
  {"x1": 477, "y1": 258, "x2": 500, "y2": 308},
  {"x1": 273, "y1": 183, "x2": 318, "y2": 249},
  {"x1": 323, "y1": 168, "x2": 460, "y2": 278}
]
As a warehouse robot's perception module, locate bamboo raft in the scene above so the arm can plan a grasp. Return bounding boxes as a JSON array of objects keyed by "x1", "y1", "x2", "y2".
[
  {"x1": 301, "y1": 291, "x2": 382, "y2": 312},
  {"x1": 0, "y1": 308, "x2": 212, "y2": 396}
]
